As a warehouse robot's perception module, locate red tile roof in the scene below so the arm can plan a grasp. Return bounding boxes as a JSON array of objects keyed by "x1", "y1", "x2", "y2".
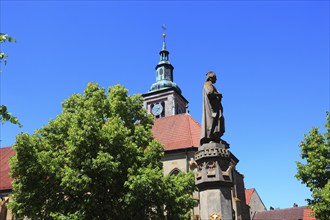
[
  {"x1": 303, "y1": 208, "x2": 316, "y2": 220},
  {"x1": 254, "y1": 206, "x2": 311, "y2": 220},
  {"x1": 152, "y1": 114, "x2": 200, "y2": 151},
  {"x1": 245, "y1": 188, "x2": 255, "y2": 205},
  {"x1": 0, "y1": 146, "x2": 15, "y2": 191}
]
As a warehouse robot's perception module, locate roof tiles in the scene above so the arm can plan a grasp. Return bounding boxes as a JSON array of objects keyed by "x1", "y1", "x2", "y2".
[
  {"x1": 245, "y1": 188, "x2": 255, "y2": 205},
  {"x1": 152, "y1": 114, "x2": 200, "y2": 151},
  {"x1": 254, "y1": 206, "x2": 313, "y2": 220},
  {"x1": 0, "y1": 146, "x2": 15, "y2": 191},
  {"x1": 303, "y1": 208, "x2": 317, "y2": 220}
]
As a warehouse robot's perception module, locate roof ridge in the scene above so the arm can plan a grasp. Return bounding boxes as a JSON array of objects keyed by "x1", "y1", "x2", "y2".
[
  {"x1": 267, "y1": 206, "x2": 307, "y2": 211},
  {"x1": 186, "y1": 114, "x2": 202, "y2": 147},
  {"x1": 245, "y1": 188, "x2": 255, "y2": 191},
  {"x1": 154, "y1": 114, "x2": 182, "y2": 121},
  {"x1": 186, "y1": 113, "x2": 201, "y2": 126},
  {"x1": 0, "y1": 146, "x2": 13, "y2": 149},
  {"x1": 186, "y1": 115, "x2": 194, "y2": 147}
]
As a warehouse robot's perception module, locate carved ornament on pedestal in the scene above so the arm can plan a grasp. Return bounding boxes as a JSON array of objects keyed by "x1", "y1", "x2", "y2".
[{"x1": 210, "y1": 213, "x2": 221, "y2": 220}]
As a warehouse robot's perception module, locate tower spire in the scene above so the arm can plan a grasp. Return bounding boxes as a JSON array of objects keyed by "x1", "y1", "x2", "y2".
[
  {"x1": 142, "y1": 26, "x2": 188, "y2": 118},
  {"x1": 159, "y1": 24, "x2": 169, "y2": 62},
  {"x1": 148, "y1": 25, "x2": 181, "y2": 94}
]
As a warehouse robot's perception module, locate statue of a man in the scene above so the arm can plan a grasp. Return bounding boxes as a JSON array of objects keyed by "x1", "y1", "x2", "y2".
[{"x1": 200, "y1": 71, "x2": 225, "y2": 145}]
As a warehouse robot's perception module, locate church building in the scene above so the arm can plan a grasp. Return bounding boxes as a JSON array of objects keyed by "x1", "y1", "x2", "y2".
[
  {"x1": 0, "y1": 31, "x2": 274, "y2": 220},
  {"x1": 142, "y1": 32, "x2": 251, "y2": 220}
]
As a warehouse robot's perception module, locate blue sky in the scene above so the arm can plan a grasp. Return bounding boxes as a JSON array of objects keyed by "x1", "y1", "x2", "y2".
[{"x1": 1, "y1": 0, "x2": 329, "y2": 210}]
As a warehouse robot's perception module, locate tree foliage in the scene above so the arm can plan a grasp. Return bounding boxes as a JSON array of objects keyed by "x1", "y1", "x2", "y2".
[
  {"x1": 0, "y1": 105, "x2": 21, "y2": 127},
  {"x1": 9, "y1": 82, "x2": 195, "y2": 219},
  {"x1": 295, "y1": 112, "x2": 330, "y2": 220},
  {"x1": 0, "y1": 33, "x2": 17, "y2": 65},
  {"x1": 0, "y1": 33, "x2": 21, "y2": 127}
]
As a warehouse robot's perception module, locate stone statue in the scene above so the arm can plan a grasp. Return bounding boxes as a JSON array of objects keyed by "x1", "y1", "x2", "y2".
[{"x1": 200, "y1": 71, "x2": 225, "y2": 145}]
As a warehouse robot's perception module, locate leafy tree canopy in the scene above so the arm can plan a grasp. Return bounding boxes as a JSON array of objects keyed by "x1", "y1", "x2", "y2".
[
  {"x1": 0, "y1": 33, "x2": 21, "y2": 127},
  {"x1": 296, "y1": 112, "x2": 330, "y2": 220},
  {"x1": 9, "y1": 82, "x2": 195, "y2": 219}
]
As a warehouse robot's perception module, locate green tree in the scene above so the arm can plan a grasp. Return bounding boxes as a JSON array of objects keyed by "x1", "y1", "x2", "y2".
[
  {"x1": 0, "y1": 33, "x2": 21, "y2": 127},
  {"x1": 295, "y1": 112, "x2": 330, "y2": 220},
  {"x1": 9, "y1": 82, "x2": 195, "y2": 219}
]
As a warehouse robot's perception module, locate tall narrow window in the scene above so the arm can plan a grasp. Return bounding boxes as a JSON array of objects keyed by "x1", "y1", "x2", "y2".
[{"x1": 161, "y1": 101, "x2": 165, "y2": 117}]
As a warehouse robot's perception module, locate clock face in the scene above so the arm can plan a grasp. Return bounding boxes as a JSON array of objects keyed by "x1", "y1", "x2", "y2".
[{"x1": 152, "y1": 103, "x2": 163, "y2": 116}]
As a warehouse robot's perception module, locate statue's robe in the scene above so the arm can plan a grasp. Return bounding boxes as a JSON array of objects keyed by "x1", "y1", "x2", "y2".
[{"x1": 200, "y1": 81, "x2": 225, "y2": 145}]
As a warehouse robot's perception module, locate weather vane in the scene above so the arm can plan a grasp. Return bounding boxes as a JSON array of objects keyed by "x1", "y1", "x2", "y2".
[
  {"x1": 162, "y1": 24, "x2": 167, "y2": 38},
  {"x1": 161, "y1": 24, "x2": 167, "y2": 50}
]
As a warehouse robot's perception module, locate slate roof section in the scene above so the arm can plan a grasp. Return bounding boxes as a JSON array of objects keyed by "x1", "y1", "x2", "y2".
[
  {"x1": 152, "y1": 114, "x2": 200, "y2": 151},
  {"x1": 245, "y1": 188, "x2": 255, "y2": 205},
  {"x1": 254, "y1": 206, "x2": 316, "y2": 220},
  {"x1": 0, "y1": 146, "x2": 15, "y2": 191}
]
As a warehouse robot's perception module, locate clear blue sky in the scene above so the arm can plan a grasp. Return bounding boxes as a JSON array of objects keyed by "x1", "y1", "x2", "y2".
[{"x1": 1, "y1": 0, "x2": 329, "y2": 210}]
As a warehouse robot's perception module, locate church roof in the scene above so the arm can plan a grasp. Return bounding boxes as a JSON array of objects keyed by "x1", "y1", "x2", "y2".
[
  {"x1": 0, "y1": 146, "x2": 15, "y2": 191},
  {"x1": 152, "y1": 114, "x2": 200, "y2": 151}
]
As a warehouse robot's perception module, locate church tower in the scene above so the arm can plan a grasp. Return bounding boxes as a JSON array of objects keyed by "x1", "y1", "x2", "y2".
[{"x1": 142, "y1": 31, "x2": 188, "y2": 118}]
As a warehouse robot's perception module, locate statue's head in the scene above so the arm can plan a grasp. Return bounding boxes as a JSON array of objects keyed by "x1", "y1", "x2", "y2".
[{"x1": 206, "y1": 71, "x2": 217, "y2": 83}]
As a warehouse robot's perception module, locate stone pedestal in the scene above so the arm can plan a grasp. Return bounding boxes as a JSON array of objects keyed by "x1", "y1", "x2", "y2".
[{"x1": 195, "y1": 142, "x2": 233, "y2": 220}]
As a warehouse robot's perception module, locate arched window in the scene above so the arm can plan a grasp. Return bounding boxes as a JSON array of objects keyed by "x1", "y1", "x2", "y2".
[
  {"x1": 161, "y1": 101, "x2": 165, "y2": 117},
  {"x1": 169, "y1": 168, "x2": 181, "y2": 176}
]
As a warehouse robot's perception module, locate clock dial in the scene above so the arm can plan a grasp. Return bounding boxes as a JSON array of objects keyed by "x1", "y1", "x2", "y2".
[{"x1": 152, "y1": 103, "x2": 163, "y2": 116}]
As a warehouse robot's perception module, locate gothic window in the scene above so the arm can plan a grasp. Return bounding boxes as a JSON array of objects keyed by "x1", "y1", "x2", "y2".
[{"x1": 169, "y1": 168, "x2": 181, "y2": 176}]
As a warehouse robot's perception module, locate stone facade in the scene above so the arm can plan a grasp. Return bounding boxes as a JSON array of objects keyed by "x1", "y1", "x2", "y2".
[
  {"x1": 232, "y1": 170, "x2": 251, "y2": 220},
  {"x1": 245, "y1": 188, "x2": 266, "y2": 219},
  {"x1": 161, "y1": 149, "x2": 196, "y2": 175}
]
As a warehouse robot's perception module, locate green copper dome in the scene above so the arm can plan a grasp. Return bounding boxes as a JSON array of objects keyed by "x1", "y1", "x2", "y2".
[{"x1": 149, "y1": 80, "x2": 182, "y2": 93}]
